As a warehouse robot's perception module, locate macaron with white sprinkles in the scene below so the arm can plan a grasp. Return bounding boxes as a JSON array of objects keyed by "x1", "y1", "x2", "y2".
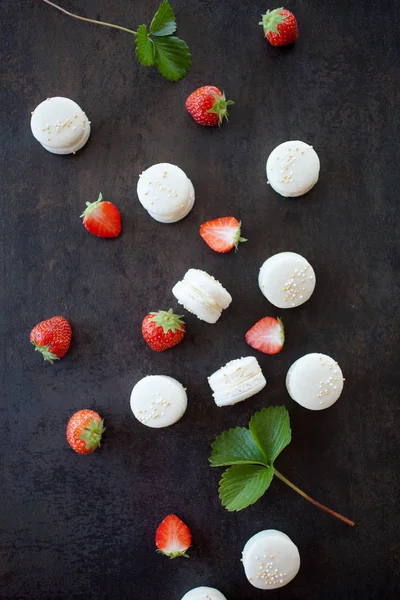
[
  {"x1": 259, "y1": 251, "x2": 316, "y2": 308},
  {"x1": 286, "y1": 352, "x2": 344, "y2": 410},
  {"x1": 208, "y1": 356, "x2": 266, "y2": 407},
  {"x1": 181, "y1": 587, "x2": 227, "y2": 600},
  {"x1": 30, "y1": 97, "x2": 90, "y2": 154},
  {"x1": 266, "y1": 140, "x2": 320, "y2": 197},
  {"x1": 172, "y1": 268, "x2": 232, "y2": 324},
  {"x1": 242, "y1": 529, "x2": 300, "y2": 590},
  {"x1": 137, "y1": 163, "x2": 195, "y2": 223},
  {"x1": 130, "y1": 375, "x2": 187, "y2": 428}
]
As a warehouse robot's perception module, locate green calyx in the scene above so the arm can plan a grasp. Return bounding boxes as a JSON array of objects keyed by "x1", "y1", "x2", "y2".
[
  {"x1": 157, "y1": 549, "x2": 190, "y2": 559},
  {"x1": 79, "y1": 418, "x2": 105, "y2": 451},
  {"x1": 259, "y1": 7, "x2": 285, "y2": 34},
  {"x1": 31, "y1": 340, "x2": 59, "y2": 364},
  {"x1": 277, "y1": 317, "x2": 285, "y2": 344},
  {"x1": 150, "y1": 308, "x2": 184, "y2": 334},
  {"x1": 208, "y1": 92, "x2": 235, "y2": 126},
  {"x1": 80, "y1": 192, "x2": 103, "y2": 219},
  {"x1": 233, "y1": 221, "x2": 247, "y2": 250}
]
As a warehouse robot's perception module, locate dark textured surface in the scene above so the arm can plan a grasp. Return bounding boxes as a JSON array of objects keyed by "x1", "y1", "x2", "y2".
[{"x1": 1, "y1": 0, "x2": 399, "y2": 598}]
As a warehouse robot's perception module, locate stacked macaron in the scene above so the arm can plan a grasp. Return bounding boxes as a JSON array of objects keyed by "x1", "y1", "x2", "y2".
[
  {"x1": 137, "y1": 163, "x2": 195, "y2": 223},
  {"x1": 30, "y1": 97, "x2": 90, "y2": 155},
  {"x1": 130, "y1": 375, "x2": 187, "y2": 428},
  {"x1": 208, "y1": 356, "x2": 266, "y2": 406},
  {"x1": 181, "y1": 588, "x2": 227, "y2": 600},
  {"x1": 286, "y1": 353, "x2": 344, "y2": 410},
  {"x1": 242, "y1": 529, "x2": 300, "y2": 589},
  {"x1": 259, "y1": 251, "x2": 316, "y2": 308},
  {"x1": 266, "y1": 140, "x2": 320, "y2": 197},
  {"x1": 172, "y1": 269, "x2": 232, "y2": 324}
]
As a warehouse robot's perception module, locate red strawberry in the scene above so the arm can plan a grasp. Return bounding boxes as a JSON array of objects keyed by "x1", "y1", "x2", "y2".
[
  {"x1": 155, "y1": 514, "x2": 191, "y2": 559},
  {"x1": 30, "y1": 316, "x2": 72, "y2": 363},
  {"x1": 80, "y1": 192, "x2": 121, "y2": 238},
  {"x1": 186, "y1": 86, "x2": 234, "y2": 126},
  {"x1": 142, "y1": 309, "x2": 185, "y2": 352},
  {"x1": 66, "y1": 409, "x2": 105, "y2": 455},
  {"x1": 200, "y1": 217, "x2": 247, "y2": 253},
  {"x1": 245, "y1": 317, "x2": 285, "y2": 355},
  {"x1": 259, "y1": 8, "x2": 298, "y2": 46}
]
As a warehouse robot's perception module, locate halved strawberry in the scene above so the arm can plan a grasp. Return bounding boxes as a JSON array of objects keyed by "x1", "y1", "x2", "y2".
[
  {"x1": 80, "y1": 192, "x2": 121, "y2": 238},
  {"x1": 155, "y1": 514, "x2": 191, "y2": 559},
  {"x1": 200, "y1": 217, "x2": 247, "y2": 253},
  {"x1": 245, "y1": 317, "x2": 284, "y2": 355}
]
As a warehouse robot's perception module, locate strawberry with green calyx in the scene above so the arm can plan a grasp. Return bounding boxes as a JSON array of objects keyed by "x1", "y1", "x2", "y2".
[
  {"x1": 259, "y1": 8, "x2": 298, "y2": 46},
  {"x1": 155, "y1": 514, "x2": 191, "y2": 558},
  {"x1": 246, "y1": 316, "x2": 284, "y2": 355},
  {"x1": 142, "y1": 309, "x2": 185, "y2": 352},
  {"x1": 200, "y1": 217, "x2": 247, "y2": 253},
  {"x1": 186, "y1": 86, "x2": 234, "y2": 127},
  {"x1": 66, "y1": 410, "x2": 105, "y2": 455},
  {"x1": 80, "y1": 192, "x2": 121, "y2": 238},
  {"x1": 30, "y1": 316, "x2": 72, "y2": 363}
]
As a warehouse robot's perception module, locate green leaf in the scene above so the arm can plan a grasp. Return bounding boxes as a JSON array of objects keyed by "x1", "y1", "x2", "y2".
[
  {"x1": 135, "y1": 24, "x2": 155, "y2": 66},
  {"x1": 249, "y1": 406, "x2": 291, "y2": 464},
  {"x1": 149, "y1": 0, "x2": 176, "y2": 36},
  {"x1": 219, "y1": 465, "x2": 274, "y2": 511},
  {"x1": 210, "y1": 427, "x2": 268, "y2": 467},
  {"x1": 152, "y1": 35, "x2": 191, "y2": 82}
]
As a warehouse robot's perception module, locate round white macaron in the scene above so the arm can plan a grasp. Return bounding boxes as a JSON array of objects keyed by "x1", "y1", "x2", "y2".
[
  {"x1": 172, "y1": 269, "x2": 232, "y2": 324},
  {"x1": 137, "y1": 163, "x2": 195, "y2": 223},
  {"x1": 130, "y1": 375, "x2": 187, "y2": 428},
  {"x1": 259, "y1": 252, "x2": 316, "y2": 309},
  {"x1": 286, "y1": 353, "x2": 344, "y2": 410},
  {"x1": 266, "y1": 140, "x2": 320, "y2": 197},
  {"x1": 30, "y1": 97, "x2": 90, "y2": 154},
  {"x1": 181, "y1": 587, "x2": 227, "y2": 600},
  {"x1": 242, "y1": 529, "x2": 300, "y2": 590},
  {"x1": 208, "y1": 356, "x2": 266, "y2": 407}
]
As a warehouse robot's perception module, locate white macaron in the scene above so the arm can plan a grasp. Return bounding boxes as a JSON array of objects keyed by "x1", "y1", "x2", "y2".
[
  {"x1": 181, "y1": 587, "x2": 227, "y2": 600},
  {"x1": 137, "y1": 163, "x2": 195, "y2": 223},
  {"x1": 242, "y1": 530, "x2": 300, "y2": 590},
  {"x1": 286, "y1": 353, "x2": 344, "y2": 410},
  {"x1": 208, "y1": 356, "x2": 266, "y2": 407},
  {"x1": 266, "y1": 140, "x2": 320, "y2": 197},
  {"x1": 30, "y1": 97, "x2": 90, "y2": 154},
  {"x1": 259, "y1": 252, "x2": 316, "y2": 308},
  {"x1": 172, "y1": 269, "x2": 232, "y2": 324},
  {"x1": 130, "y1": 375, "x2": 187, "y2": 428}
]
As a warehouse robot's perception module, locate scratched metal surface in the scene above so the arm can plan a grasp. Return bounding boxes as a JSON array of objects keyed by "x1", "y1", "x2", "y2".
[{"x1": 0, "y1": 0, "x2": 399, "y2": 599}]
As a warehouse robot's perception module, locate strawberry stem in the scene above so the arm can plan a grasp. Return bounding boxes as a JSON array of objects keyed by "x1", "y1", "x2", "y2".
[
  {"x1": 41, "y1": 0, "x2": 137, "y2": 36},
  {"x1": 274, "y1": 468, "x2": 355, "y2": 527}
]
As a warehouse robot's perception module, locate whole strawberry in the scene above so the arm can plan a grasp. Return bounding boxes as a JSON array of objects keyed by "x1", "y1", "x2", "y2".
[
  {"x1": 259, "y1": 8, "x2": 298, "y2": 46},
  {"x1": 30, "y1": 316, "x2": 72, "y2": 363},
  {"x1": 66, "y1": 409, "x2": 105, "y2": 455},
  {"x1": 156, "y1": 514, "x2": 191, "y2": 559},
  {"x1": 186, "y1": 86, "x2": 234, "y2": 126},
  {"x1": 80, "y1": 192, "x2": 121, "y2": 238},
  {"x1": 142, "y1": 309, "x2": 185, "y2": 352}
]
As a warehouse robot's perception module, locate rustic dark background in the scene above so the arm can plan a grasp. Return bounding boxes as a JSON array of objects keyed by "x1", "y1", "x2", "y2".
[{"x1": 1, "y1": 0, "x2": 399, "y2": 598}]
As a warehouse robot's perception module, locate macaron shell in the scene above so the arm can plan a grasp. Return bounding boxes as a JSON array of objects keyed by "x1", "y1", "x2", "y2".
[
  {"x1": 286, "y1": 353, "x2": 344, "y2": 410},
  {"x1": 242, "y1": 529, "x2": 300, "y2": 589},
  {"x1": 31, "y1": 97, "x2": 90, "y2": 154},
  {"x1": 266, "y1": 140, "x2": 320, "y2": 197},
  {"x1": 137, "y1": 163, "x2": 194, "y2": 222},
  {"x1": 130, "y1": 375, "x2": 187, "y2": 428},
  {"x1": 259, "y1": 251, "x2": 316, "y2": 308},
  {"x1": 172, "y1": 280, "x2": 221, "y2": 324},
  {"x1": 184, "y1": 269, "x2": 232, "y2": 310},
  {"x1": 181, "y1": 587, "x2": 227, "y2": 600}
]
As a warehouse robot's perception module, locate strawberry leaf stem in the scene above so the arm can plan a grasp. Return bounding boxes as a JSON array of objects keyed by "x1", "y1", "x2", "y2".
[
  {"x1": 274, "y1": 468, "x2": 355, "y2": 527},
  {"x1": 41, "y1": 0, "x2": 137, "y2": 35}
]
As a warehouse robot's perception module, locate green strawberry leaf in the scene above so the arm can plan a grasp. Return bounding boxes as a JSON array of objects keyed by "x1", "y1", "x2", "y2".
[
  {"x1": 249, "y1": 406, "x2": 291, "y2": 464},
  {"x1": 219, "y1": 464, "x2": 274, "y2": 511},
  {"x1": 135, "y1": 24, "x2": 155, "y2": 66},
  {"x1": 149, "y1": 0, "x2": 176, "y2": 36},
  {"x1": 152, "y1": 35, "x2": 191, "y2": 82},
  {"x1": 209, "y1": 427, "x2": 268, "y2": 467}
]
